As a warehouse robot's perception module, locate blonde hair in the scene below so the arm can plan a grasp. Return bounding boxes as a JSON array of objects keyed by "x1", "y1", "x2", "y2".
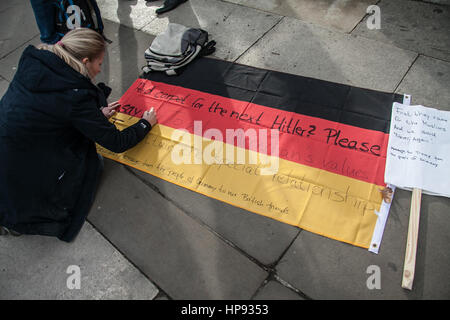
[{"x1": 38, "y1": 28, "x2": 106, "y2": 79}]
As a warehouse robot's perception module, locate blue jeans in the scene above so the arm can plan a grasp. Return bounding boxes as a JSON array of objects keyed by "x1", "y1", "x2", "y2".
[{"x1": 30, "y1": 0, "x2": 61, "y2": 44}]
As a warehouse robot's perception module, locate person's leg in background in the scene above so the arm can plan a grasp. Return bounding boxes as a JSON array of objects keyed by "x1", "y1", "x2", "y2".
[{"x1": 30, "y1": 0, "x2": 61, "y2": 44}]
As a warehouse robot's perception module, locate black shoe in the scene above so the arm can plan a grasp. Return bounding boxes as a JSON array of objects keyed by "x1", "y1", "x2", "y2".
[{"x1": 155, "y1": 0, "x2": 187, "y2": 15}]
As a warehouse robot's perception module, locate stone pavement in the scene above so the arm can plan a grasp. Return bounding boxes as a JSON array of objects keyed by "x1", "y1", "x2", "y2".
[{"x1": 0, "y1": 0, "x2": 449, "y2": 300}]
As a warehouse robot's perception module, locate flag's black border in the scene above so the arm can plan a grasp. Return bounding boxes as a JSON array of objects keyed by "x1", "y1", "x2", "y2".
[{"x1": 143, "y1": 57, "x2": 404, "y2": 134}]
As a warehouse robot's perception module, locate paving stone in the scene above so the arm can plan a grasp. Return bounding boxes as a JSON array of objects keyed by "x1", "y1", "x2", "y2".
[
  {"x1": 130, "y1": 168, "x2": 300, "y2": 266},
  {"x1": 0, "y1": 222, "x2": 159, "y2": 299},
  {"x1": 396, "y1": 55, "x2": 450, "y2": 111},
  {"x1": 141, "y1": 0, "x2": 282, "y2": 61},
  {"x1": 96, "y1": 0, "x2": 158, "y2": 30},
  {"x1": 223, "y1": 0, "x2": 376, "y2": 33},
  {"x1": 88, "y1": 159, "x2": 268, "y2": 299},
  {"x1": 276, "y1": 188, "x2": 450, "y2": 299},
  {"x1": 0, "y1": 36, "x2": 41, "y2": 82},
  {"x1": 353, "y1": 0, "x2": 450, "y2": 62},
  {"x1": 0, "y1": 0, "x2": 39, "y2": 58},
  {"x1": 252, "y1": 280, "x2": 304, "y2": 300},
  {"x1": 237, "y1": 16, "x2": 417, "y2": 92}
]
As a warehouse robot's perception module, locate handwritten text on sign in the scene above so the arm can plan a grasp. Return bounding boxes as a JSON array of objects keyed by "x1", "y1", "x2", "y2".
[{"x1": 385, "y1": 103, "x2": 450, "y2": 197}]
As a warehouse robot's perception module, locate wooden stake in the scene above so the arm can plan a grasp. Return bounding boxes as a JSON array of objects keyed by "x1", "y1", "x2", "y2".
[{"x1": 401, "y1": 188, "x2": 422, "y2": 290}]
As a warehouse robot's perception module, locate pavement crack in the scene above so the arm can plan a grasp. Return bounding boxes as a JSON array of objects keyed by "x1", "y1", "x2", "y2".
[
  {"x1": 273, "y1": 273, "x2": 313, "y2": 300},
  {"x1": 266, "y1": 229, "x2": 302, "y2": 270},
  {"x1": 85, "y1": 221, "x2": 173, "y2": 300},
  {"x1": 349, "y1": 0, "x2": 382, "y2": 35},
  {"x1": 233, "y1": 15, "x2": 285, "y2": 63},
  {"x1": 393, "y1": 53, "x2": 420, "y2": 93},
  {"x1": 0, "y1": 34, "x2": 40, "y2": 60}
]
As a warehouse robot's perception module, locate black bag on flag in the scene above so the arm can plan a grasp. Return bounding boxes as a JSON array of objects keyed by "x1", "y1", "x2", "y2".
[
  {"x1": 143, "y1": 23, "x2": 216, "y2": 76},
  {"x1": 54, "y1": 0, "x2": 105, "y2": 38}
]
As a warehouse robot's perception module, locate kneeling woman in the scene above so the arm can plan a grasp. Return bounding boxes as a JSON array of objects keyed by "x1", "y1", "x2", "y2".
[{"x1": 0, "y1": 28, "x2": 157, "y2": 241}]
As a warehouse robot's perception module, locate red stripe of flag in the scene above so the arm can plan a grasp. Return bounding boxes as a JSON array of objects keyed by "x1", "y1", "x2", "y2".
[{"x1": 118, "y1": 79, "x2": 388, "y2": 186}]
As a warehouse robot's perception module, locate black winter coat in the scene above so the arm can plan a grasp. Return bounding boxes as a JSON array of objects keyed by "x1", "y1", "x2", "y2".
[{"x1": 0, "y1": 45, "x2": 151, "y2": 241}]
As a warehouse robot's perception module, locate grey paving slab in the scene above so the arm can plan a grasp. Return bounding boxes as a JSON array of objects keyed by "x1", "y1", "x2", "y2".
[
  {"x1": 130, "y1": 167, "x2": 300, "y2": 266},
  {"x1": 236, "y1": 16, "x2": 417, "y2": 92},
  {"x1": 223, "y1": 0, "x2": 376, "y2": 33},
  {"x1": 0, "y1": 0, "x2": 39, "y2": 58},
  {"x1": 88, "y1": 159, "x2": 268, "y2": 299},
  {"x1": 252, "y1": 280, "x2": 304, "y2": 300},
  {"x1": 353, "y1": 0, "x2": 450, "y2": 62},
  {"x1": 96, "y1": 0, "x2": 158, "y2": 30},
  {"x1": 0, "y1": 36, "x2": 41, "y2": 82},
  {"x1": 0, "y1": 222, "x2": 159, "y2": 299},
  {"x1": 276, "y1": 189, "x2": 450, "y2": 299},
  {"x1": 141, "y1": 0, "x2": 282, "y2": 61},
  {"x1": 96, "y1": 22, "x2": 155, "y2": 101},
  {"x1": 396, "y1": 55, "x2": 450, "y2": 111},
  {"x1": 0, "y1": 77, "x2": 9, "y2": 98}
]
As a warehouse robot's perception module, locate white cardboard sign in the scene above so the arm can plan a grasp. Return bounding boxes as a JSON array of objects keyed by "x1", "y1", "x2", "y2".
[{"x1": 385, "y1": 103, "x2": 450, "y2": 197}]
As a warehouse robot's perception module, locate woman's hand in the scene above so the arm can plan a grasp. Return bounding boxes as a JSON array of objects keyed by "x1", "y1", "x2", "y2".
[
  {"x1": 143, "y1": 108, "x2": 157, "y2": 127},
  {"x1": 102, "y1": 101, "x2": 120, "y2": 118}
]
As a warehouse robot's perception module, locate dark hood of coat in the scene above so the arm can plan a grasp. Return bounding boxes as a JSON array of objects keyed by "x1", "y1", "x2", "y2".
[{"x1": 0, "y1": 45, "x2": 103, "y2": 242}]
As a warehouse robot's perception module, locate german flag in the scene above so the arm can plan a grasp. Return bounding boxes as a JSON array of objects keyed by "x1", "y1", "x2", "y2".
[{"x1": 97, "y1": 58, "x2": 403, "y2": 249}]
